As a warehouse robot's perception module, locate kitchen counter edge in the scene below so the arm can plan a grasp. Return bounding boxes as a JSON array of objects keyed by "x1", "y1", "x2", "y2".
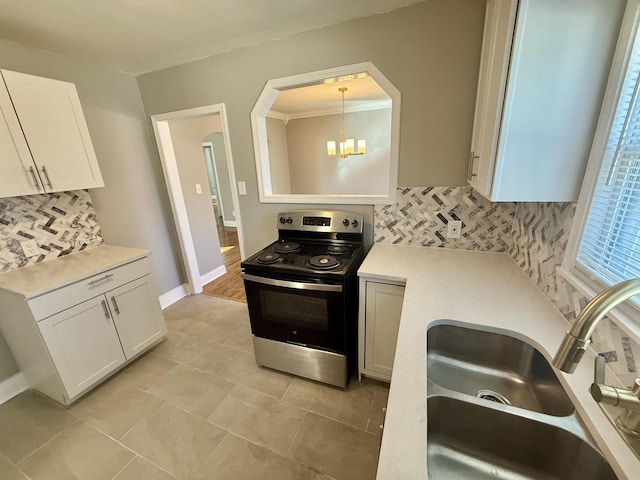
[{"x1": 0, "y1": 245, "x2": 150, "y2": 299}]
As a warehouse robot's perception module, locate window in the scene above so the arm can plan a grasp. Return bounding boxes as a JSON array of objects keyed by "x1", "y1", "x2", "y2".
[
  {"x1": 577, "y1": 20, "x2": 640, "y2": 285},
  {"x1": 566, "y1": 1, "x2": 640, "y2": 313}
]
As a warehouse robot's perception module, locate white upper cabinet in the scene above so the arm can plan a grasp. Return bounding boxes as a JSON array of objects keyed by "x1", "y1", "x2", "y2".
[
  {"x1": 0, "y1": 79, "x2": 41, "y2": 196},
  {"x1": 0, "y1": 69, "x2": 104, "y2": 198},
  {"x1": 469, "y1": 0, "x2": 625, "y2": 202}
]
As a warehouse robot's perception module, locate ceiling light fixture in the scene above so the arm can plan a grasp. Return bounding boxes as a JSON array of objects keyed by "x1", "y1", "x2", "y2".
[{"x1": 327, "y1": 87, "x2": 366, "y2": 158}]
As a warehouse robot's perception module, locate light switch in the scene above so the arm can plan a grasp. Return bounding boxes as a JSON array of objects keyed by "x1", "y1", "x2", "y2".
[
  {"x1": 195, "y1": 184, "x2": 202, "y2": 194},
  {"x1": 238, "y1": 181, "x2": 247, "y2": 195}
]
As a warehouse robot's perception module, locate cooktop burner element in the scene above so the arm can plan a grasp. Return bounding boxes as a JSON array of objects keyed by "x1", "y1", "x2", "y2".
[
  {"x1": 327, "y1": 245, "x2": 349, "y2": 255},
  {"x1": 274, "y1": 241, "x2": 301, "y2": 253},
  {"x1": 256, "y1": 252, "x2": 282, "y2": 264},
  {"x1": 308, "y1": 255, "x2": 341, "y2": 270}
]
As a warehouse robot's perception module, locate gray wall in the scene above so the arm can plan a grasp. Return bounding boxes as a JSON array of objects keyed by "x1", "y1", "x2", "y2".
[
  {"x1": 265, "y1": 117, "x2": 291, "y2": 194},
  {"x1": 286, "y1": 109, "x2": 391, "y2": 195},
  {"x1": 0, "y1": 39, "x2": 183, "y2": 295},
  {"x1": 168, "y1": 116, "x2": 224, "y2": 276},
  {"x1": 137, "y1": 0, "x2": 485, "y2": 256}
]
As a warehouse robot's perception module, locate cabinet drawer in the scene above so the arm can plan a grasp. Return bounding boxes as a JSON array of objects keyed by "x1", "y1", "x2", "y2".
[{"x1": 28, "y1": 257, "x2": 151, "y2": 321}]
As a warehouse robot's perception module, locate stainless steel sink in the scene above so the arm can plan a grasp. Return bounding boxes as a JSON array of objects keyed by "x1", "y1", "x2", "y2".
[
  {"x1": 427, "y1": 324, "x2": 574, "y2": 416},
  {"x1": 427, "y1": 395, "x2": 617, "y2": 479}
]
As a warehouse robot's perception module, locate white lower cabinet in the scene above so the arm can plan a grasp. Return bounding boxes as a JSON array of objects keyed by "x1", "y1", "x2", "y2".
[
  {"x1": 107, "y1": 276, "x2": 166, "y2": 359},
  {"x1": 358, "y1": 278, "x2": 405, "y2": 382},
  {"x1": 38, "y1": 296, "x2": 127, "y2": 400},
  {"x1": 0, "y1": 251, "x2": 166, "y2": 405}
]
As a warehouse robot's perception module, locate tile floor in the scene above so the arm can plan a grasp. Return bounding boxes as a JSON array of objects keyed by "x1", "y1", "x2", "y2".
[{"x1": 0, "y1": 294, "x2": 388, "y2": 480}]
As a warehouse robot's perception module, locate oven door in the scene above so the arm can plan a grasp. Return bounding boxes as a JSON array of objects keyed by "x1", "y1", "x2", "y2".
[{"x1": 242, "y1": 273, "x2": 346, "y2": 354}]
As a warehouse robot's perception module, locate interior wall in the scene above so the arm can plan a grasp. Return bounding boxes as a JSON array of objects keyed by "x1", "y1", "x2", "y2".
[
  {"x1": 136, "y1": 0, "x2": 485, "y2": 256},
  {"x1": 168, "y1": 115, "x2": 224, "y2": 277},
  {"x1": 0, "y1": 38, "x2": 183, "y2": 295},
  {"x1": 287, "y1": 109, "x2": 391, "y2": 194},
  {"x1": 265, "y1": 117, "x2": 291, "y2": 194}
]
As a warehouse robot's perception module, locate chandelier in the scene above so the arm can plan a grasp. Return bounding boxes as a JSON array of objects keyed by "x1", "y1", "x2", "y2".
[{"x1": 326, "y1": 87, "x2": 366, "y2": 158}]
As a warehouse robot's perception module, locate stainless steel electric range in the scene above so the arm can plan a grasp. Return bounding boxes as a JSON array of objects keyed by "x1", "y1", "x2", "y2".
[{"x1": 241, "y1": 210, "x2": 365, "y2": 388}]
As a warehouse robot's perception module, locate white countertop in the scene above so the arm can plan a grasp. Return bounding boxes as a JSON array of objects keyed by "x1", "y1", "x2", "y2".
[
  {"x1": 359, "y1": 243, "x2": 639, "y2": 480},
  {"x1": 0, "y1": 245, "x2": 149, "y2": 298}
]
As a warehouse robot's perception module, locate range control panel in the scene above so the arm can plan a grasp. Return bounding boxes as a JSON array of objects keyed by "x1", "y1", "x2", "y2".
[{"x1": 277, "y1": 210, "x2": 363, "y2": 234}]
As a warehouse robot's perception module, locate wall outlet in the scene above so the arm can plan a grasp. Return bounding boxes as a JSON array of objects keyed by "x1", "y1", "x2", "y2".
[
  {"x1": 20, "y1": 239, "x2": 39, "y2": 257},
  {"x1": 195, "y1": 183, "x2": 202, "y2": 194},
  {"x1": 447, "y1": 220, "x2": 462, "y2": 239},
  {"x1": 238, "y1": 181, "x2": 247, "y2": 195}
]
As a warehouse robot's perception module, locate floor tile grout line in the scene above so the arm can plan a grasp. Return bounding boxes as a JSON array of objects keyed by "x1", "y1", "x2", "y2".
[
  {"x1": 191, "y1": 430, "x2": 229, "y2": 477},
  {"x1": 365, "y1": 389, "x2": 378, "y2": 433},
  {"x1": 14, "y1": 416, "x2": 80, "y2": 467},
  {"x1": 96, "y1": 415, "x2": 184, "y2": 479},
  {"x1": 284, "y1": 410, "x2": 308, "y2": 458},
  {"x1": 304, "y1": 409, "x2": 382, "y2": 437},
  {"x1": 109, "y1": 454, "x2": 137, "y2": 480}
]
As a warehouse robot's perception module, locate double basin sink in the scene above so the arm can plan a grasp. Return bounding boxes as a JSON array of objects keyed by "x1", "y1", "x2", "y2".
[{"x1": 426, "y1": 322, "x2": 617, "y2": 479}]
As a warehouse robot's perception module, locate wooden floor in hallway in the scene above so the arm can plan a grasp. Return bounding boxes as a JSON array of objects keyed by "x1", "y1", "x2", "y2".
[{"x1": 202, "y1": 223, "x2": 246, "y2": 303}]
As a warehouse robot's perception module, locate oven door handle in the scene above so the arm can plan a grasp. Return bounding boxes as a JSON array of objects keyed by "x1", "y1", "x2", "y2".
[{"x1": 241, "y1": 273, "x2": 343, "y2": 292}]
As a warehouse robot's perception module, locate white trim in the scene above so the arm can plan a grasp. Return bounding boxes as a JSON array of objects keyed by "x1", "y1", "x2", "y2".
[
  {"x1": 201, "y1": 265, "x2": 226, "y2": 285},
  {"x1": 251, "y1": 61, "x2": 400, "y2": 205},
  {"x1": 152, "y1": 120, "x2": 201, "y2": 294},
  {"x1": 0, "y1": 373, "x2": 28, "y2": 404},
  {"x1": 159, "y1": 284, "x2": 189, "y2": 309},
  {"x1": 151, "y1": 103, "x2": 245, "y2": 296},
  {"x1": 223, "y1": 220, "x2": 237, "y2": 227},
  {"x1": 268, "y1": 100, "x2": 391, "y2": 121}
]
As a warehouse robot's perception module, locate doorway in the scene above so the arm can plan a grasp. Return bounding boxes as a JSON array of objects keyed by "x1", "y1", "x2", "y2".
[
  {"x1": 201, "y1": 140, "x2": 245, "y2": 302},
  {"x1": 151, "y1": 104, "x2": 245, "y2": 297}
]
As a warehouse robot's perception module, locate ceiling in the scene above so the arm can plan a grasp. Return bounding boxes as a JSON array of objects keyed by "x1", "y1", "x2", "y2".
[
  {"x1": 272, "y1": 75, "x2": 390, "y2": 117},
  {"x1": 0, "y1": 0, "x2": 425, "y2": 75}
]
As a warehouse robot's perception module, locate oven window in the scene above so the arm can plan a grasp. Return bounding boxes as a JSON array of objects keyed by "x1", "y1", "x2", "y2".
[
  {"x1": 244, "y1": 278, "x2": 346, "y2": 353},
  {"x1": 262, "y1": 290, "x2": 328, "y2": 331}
]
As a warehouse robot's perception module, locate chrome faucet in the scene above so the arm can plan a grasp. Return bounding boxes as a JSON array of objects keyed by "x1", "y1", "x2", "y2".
[{"x1": 553, "y1": 278, "x2": 640, "y2": 437}]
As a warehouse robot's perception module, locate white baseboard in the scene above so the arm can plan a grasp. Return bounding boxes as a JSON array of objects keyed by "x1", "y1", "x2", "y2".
[
  {"x1": 223, "y1": 220, "x2": 237, "y2": 227},
  {"x1": 159, "y1": 284, "x2": 189, "y2": 309},
  {"x1": 0, "y1": 373, "x2": 28, "y2": 404},
  {"x1": 201, "y1": 265, "x2": 226, "y2": 285}
]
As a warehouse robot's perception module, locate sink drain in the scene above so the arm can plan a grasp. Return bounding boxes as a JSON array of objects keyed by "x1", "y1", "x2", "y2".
[{"x1": 476, "y1": 389, "x2": 511, "y2": 405}]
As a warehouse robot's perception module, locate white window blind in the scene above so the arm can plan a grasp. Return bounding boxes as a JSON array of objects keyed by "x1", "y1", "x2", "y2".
[{"x1": 577, "y1": 24, "x2": 640, "y2": 286}]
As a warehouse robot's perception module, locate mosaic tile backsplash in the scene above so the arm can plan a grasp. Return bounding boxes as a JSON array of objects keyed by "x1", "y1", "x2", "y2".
[
  {"x1": 0, "y1": 190, "x2": 104, "y2": 273},
  {"x1": 376, "y1": 186, "x2": 640, "y2": 386}
]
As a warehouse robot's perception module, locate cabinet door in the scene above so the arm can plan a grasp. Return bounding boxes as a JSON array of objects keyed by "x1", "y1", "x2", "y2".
[
  {"x1": 38, "y1": 296, "x2": 126, "y2": 400},
  {"x1": 0, "y1": 79, "x2": 43, "y2": 197},
  {"x1": 1, "y1": 70, "x2": 104, "y2": 193},
  {"x1": 107, "y1": 276, "x2": 166, "y2": 359},
  {"x1": 364, "y1": 282, "x2": 405, "y2": 379},
  {"x1": 468, "y1": 0, "x2": 518, "y2": 197}
]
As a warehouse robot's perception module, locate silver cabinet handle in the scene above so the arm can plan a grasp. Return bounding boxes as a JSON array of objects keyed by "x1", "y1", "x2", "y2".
[
  {"x1": 28, "y1": 166, "x2": 42, "y2": 190},
  {"x1": 468, "y1": 151, "x2": 479, "y2": 181},
  {"x1": 241, "y1": 273, "x2": 343, "y2": 292},
  {"x1": 87, "y1": 273, "x2": 114, "y2": 286},
  {"x1": 110, "y1": 296, "x2": 120, "y2": 315},
  {"x1": 40, "y1": 165, "x2": 53, "y2": 188},
  {"x1": 100, "y1": 299, "x2": 110, "y2": 320}
]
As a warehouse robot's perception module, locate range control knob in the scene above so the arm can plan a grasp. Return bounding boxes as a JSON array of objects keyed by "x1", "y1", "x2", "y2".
[
  {"x1": 286, "y1": 216, "x2": 293, "y2": 224},
  {"x1": 351, "y1": 219, "x2": 359, "y2": 228},
  {"x1": 279, "y1": 216, "x2": 286, "y2": 224},
  {"x1": 343, "y1": 218, "x2": 350, "y2": 226}
]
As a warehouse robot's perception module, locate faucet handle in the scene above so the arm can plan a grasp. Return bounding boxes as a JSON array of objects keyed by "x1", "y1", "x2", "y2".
[{"x1": 594, "y1": 354, "x2": 605, "y2": 384}]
